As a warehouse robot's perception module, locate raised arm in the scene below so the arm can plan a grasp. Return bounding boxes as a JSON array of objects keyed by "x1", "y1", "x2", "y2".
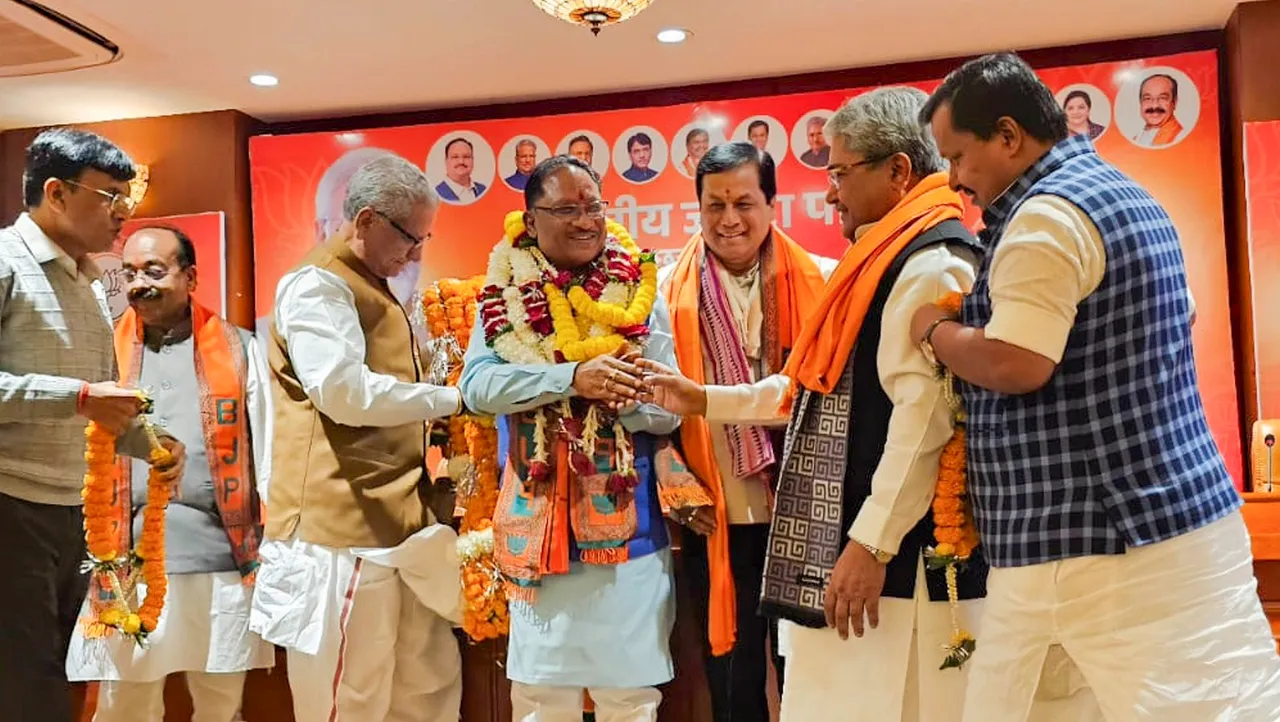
[
  {"x1": 275, "y1": 267, "x2": 461, "y2": 427},
  {"x1": 458, "y1": 317, "x2": 579, "y2": 417}
]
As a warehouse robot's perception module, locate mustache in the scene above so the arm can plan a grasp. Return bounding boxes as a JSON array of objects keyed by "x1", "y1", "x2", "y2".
[{"x1": 128, "y1": 287, "x2": 162, "y2": 302}]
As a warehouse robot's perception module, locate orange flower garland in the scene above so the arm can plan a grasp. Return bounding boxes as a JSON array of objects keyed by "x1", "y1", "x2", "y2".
[
  {"x1": 422, "y1": 277, "x2": 509, "y2": 642},
  {"x1": 925, "y1": 291, "x2": 980, "y2": 670},
  {"x1": 81, "y1": 413, "x2": 174, "y2": 643}
]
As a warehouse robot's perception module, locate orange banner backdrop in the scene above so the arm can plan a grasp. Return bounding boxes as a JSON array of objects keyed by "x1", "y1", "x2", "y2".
[{"x1": 250, "y1": 49, "x2": 1243, "y2": 484}]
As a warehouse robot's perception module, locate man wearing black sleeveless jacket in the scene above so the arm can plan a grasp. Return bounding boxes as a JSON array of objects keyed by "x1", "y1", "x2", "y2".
[{"x1": 641, "y1": 87, "x2": 1100, "y2": 722}]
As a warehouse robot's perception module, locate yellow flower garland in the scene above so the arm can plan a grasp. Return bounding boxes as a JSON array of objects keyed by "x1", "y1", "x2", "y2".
[
  {"x1": 501, "y1": 211, "x2": 659, "y2": 363},
  {"x1": 81, "y1": 413, "x2": 174, "y2": 643}
]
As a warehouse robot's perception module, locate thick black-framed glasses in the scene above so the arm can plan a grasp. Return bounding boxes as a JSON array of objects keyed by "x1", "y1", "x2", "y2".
[{"x1": 376, "y1": 210, "x2": 430, "y2": 246}]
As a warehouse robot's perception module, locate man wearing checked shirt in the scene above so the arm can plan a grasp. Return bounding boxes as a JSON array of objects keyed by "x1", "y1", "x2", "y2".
[{"x1": 914, "y1": 52, "x2": 1280, "y2": 721}]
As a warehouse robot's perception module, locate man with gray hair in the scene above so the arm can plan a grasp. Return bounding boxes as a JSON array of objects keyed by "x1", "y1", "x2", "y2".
[
  {"x1": 249, "y1": 154, "x2": 465, "y2": 721},
  {"x1": 640, "y1": 87, "x2": 1099, "y2": 721}
]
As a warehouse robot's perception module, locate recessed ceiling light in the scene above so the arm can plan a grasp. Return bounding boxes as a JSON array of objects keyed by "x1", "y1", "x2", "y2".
[
  {"x1": 249, "y1": 74, "x2": 279, "y2": 87},
  {"x1": 656, "y1": 28, "x2": 689, "y2": 44}
]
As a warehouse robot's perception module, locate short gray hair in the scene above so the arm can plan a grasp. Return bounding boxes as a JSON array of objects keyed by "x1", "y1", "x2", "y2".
[
  {"x1": 342, "y1": 155, "x2": 437, "y2": 224},
  {"x1": 825, "y1": 87, "x2": 944, "y2": 177}
]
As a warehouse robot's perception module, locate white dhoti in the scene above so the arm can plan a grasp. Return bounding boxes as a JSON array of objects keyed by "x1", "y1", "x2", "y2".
[
  {"x1": 66, "y1": 571, "x2": 275, "y2": 722},
  {"x1": 962, "y1": 510, "x2": 1280, "y2": 722},
  {"x1": 249, "y1": 524, "x2": 463, "y2": 722},
  {"x1": 507, "y1": 548, "x2": 675, "y2": 722},
  {"x1": 778, "y1": 558, "x2": 1102, "y2": 722}
]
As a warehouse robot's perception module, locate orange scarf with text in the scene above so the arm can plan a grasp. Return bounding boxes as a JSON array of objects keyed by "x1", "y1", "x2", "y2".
[
  {"x1": 113, "y1": 303, "x2": 261, "y2": 583},
  {"x1": 666, "y1": 225, "x2": 825, "y2": 656},
  {"x1": 782, "y1": 172, "x2": 963, "y2": 394}
]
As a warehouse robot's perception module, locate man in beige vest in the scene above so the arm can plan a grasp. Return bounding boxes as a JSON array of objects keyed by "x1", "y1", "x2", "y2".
[{"x1": 249, "y1": 155, "x2": 463, "y2": 722}]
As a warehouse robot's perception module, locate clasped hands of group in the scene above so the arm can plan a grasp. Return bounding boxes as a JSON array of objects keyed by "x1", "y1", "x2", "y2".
[{"x1": 569, "y1": 348, "x2": 715, "y2": 536}]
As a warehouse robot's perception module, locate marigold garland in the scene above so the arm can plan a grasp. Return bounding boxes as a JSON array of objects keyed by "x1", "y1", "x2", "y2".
[
  {"x1": 923, "y1": 290, "x2": 980, "y2": 670},
  {"x1": 80, "y1": 409, "x2": 174, "y2": 645},
  {"x1": 422, "y1": 276, "x2": 509, "y2": 641}
]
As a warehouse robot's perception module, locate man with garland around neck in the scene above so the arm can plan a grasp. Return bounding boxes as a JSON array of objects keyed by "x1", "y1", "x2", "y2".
[
  {"x1": 249, "y1": 155, "x2": 464, "y2": 721},
  {"x1": 658, "y1": 142, "x2": 833, "y2": 722},
  {"x1": 459, "y1": 155, "x2": 712, "y2": 722},
  {"x1": 910, "y1": 52, "x2": 1280, "y2": 721},
  {"x1": 67, "y1": 226, "x2": 274, "y2": 721},
  {"x1": 641, "y1": 87, "x2": 1101, "y2": 722}
]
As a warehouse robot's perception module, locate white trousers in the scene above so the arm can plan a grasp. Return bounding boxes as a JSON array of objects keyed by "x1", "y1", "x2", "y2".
[
  {"x1": 284, "y1": 558, "x2": 462, "y2": 722},
  {"x1": 93, "y1": 672, "x2": 246, "y2": 722},
  {"x1": 778, "y1": 557, "x2": 1101, "y2": 722},
  {"x1": 962, "y1": 511, "x2": 1280, "y2": 722},
  {"x1": 510, "y1": 682, "x2": 661, "y2": 722}
]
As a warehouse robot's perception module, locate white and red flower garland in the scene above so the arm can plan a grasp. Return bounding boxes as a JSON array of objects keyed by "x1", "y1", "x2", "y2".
[{"x1": 479, "y1": 211, "x2": 658, "y2": 495}]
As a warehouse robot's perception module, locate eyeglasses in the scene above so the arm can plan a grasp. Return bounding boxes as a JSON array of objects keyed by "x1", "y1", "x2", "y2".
[
  {"x1": 533, "y1": 200, "x2": 610, "y2": 220},
  {"x1": 376, "y1": 210, "x2": 431, "y2": 247},
  {"x1": 61, "y1": 179, "x2": 136, "y2": 216},
  {"x1": 827, "y1": 156, "x2": 889, "y2": 187},
  {"x1": 119, "y1": 266, "x2": 177, "y2": 283}
]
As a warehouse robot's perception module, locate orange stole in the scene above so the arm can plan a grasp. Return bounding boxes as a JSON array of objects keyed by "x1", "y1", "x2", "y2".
[
  {"x1": 783, "y1": 172, "x2": 964, "y2": 394},
  {"x1": 665, "y1": 225, "x2": 825, "y2": 657},
  {"x1": 114, "y1": 303, "x2": 261, "y2": 580}
]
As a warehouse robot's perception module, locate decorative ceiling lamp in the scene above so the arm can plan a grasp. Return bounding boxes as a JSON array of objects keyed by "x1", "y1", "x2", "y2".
[{"x1": 530, "y1": 0, "x2": 656, "y2": 35}]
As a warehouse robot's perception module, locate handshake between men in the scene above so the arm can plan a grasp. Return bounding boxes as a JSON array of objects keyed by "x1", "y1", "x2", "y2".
[
  {"x1": 573, "y1": 349, "x2": 714, "y2": 535},
  {"x1": 570, "y1": 347, "x2": 704, "y2": 416}
]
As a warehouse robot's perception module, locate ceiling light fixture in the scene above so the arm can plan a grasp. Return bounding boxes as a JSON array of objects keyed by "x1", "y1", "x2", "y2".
[
  {"x1": 530, "y1": 1, "x2": 656, "y2": 36},
  {"x1": 656, "y1": 28, "x2": 688, "y2": 43},
  {"x1": 249, "y1": 73, "x2": 279, "y2": 87}
]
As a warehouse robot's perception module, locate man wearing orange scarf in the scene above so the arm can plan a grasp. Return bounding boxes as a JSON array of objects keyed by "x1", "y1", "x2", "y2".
[
  {"x1": 660, "y1": 142, "x2": 831, "y2": 722},
  {"x1": 67, "y1": 226, "x2": 274, "y2": 721},
  {"x1": 643, "y1": 88, "x2": 1099, "y2": 722}
]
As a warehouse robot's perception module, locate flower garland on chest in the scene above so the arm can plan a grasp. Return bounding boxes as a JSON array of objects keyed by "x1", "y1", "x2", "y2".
[
  {"x1": 81, "y1": 407, "x2": 174, "y2": 644},
  {"x1": 479, "y1": 211, "x2": 659, "y2": 491}
]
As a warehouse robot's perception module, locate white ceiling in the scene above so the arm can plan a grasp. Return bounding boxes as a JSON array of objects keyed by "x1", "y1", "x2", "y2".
[{"x1": 0, "y1": 0, "x2": 1241, "y2": 132}]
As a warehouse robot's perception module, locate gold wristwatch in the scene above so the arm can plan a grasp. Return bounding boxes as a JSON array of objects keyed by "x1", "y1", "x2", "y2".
[
  {"x1": 920, "y1": 316, "x2": 952, "y2": 368},
  {"x1": 854, "y1": 539, "x2": 893, "y2": 564}
]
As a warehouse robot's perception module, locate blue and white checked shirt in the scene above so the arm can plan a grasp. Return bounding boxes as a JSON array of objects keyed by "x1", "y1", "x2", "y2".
[{"x1": 959, "y1": 135, "x2": 1239, "y2": 568}]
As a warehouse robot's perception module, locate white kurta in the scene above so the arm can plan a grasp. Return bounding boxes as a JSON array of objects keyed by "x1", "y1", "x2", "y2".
[{"x1": 67, "y1": 572, "x2": 274, "y2": 682}]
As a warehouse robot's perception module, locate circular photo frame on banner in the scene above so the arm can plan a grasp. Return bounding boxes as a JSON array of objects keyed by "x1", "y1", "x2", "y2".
[
  {"x1": 1055, "y1": 84, "x2": 1113, "y2": 142},
  {"x1": 670, "y1": 122, "x2": 726, "y2": 179},
  {"x1": 791, "y1": 109, "x2": 835, "y2": 169},
  {"x1": 612, "y1": 126, "x2": 669, "y2": 185},
  {"x1": 557, "y1": 130, "x2": 611, "y2": 177},
  {"x1": 425, "y1": 131, "x2": 496, "y2": 206},
  {"x1": 731, "y1": 115, "x2": 789, "y2": 166},
  {"x1": 1114, "y1": 66, "x2": 1201, "y2": 150},
  {"x1": 497, "y1": 135, "x2": 551, "y2": 193}
]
